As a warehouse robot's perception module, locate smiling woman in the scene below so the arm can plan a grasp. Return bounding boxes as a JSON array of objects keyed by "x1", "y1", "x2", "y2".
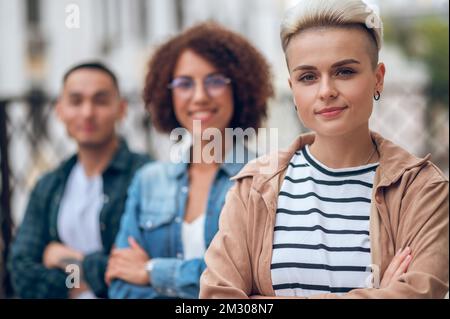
[
  {"x1": 106, "y1": 22, "x2": 274, "y2": 299},
  {"x1": 143, "y1": 22, "x2": 273, "y2": 134},
  {"x1": 200, "y1": 0, "x2": 449, "y2": 299},
  {"x1": 169, "y1": 49, "x2": 234, "y2": 135}
]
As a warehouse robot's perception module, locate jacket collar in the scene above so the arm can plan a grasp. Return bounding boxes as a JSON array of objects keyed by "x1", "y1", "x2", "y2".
[
  {"x1": 232, "y1": 132, "x2": 314, "y2": 187},
  {"x1": 105, "y1": 138, "x2": 133, "y2": 172},
  {"x1": 370, "y1": 132, "x2": 431, "y2": 187},
  {"x1": 54, "y1": 137, "x2": 132, "y2": 180},
  {"x1": 232, "y1": 131, "x2": 430, "y2": 191},
  {"x1": 168, "y1": 139, "x2": 256, "y2": 179}
]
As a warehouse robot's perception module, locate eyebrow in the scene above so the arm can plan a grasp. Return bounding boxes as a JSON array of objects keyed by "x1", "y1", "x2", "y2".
[
  {"x1": 173, "y1": 72, "x2": 223, "y2": 79},
  {"x1": 292, "y1": 59, "x2": 361, "y2": 72},
  {"x1": 67, "y1": 92, "x2": 82, "y2": 99},
  {"x1": 67, "y1": 90, "x2": 112, "y2": 98},
  {"x1": 93, "y1": 90, "x2": 113, "y2": 98}
]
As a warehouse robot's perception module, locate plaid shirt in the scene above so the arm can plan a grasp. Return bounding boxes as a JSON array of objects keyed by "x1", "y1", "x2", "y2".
[{"x1": 8, "y1": 138, "x2": 150, "y2": 298}]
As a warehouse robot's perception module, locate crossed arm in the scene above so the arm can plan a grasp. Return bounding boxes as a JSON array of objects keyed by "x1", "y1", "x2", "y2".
[{"x1": 200, "y1": 180, "x2": 449, "y2": 299}]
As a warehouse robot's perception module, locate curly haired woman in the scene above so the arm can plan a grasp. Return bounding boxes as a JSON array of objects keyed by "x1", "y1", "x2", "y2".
[{"x1": 107, "y1": 22, "x2": 273, "y2": 299}]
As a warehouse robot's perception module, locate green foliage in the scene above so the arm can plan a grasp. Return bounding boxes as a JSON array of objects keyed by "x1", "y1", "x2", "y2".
[{"x1": 383, "y1": 16, "x2": 449, "y2": 108}]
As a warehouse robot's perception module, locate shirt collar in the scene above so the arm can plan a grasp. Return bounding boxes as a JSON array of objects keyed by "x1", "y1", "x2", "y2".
[
  {"x1": 167, "y1": 138, "x2": 255, "y2": 179},
  {"x1": 105, "y1": 137, "x2": 132, "y2": 172},
  {"x1": 55, "y1": 137, "x2": 133, "y2": 183}
]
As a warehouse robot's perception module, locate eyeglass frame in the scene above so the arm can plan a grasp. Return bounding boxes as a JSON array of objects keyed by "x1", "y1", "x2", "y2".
[{"x1": 167, "y1": 73, "x2": 232, "y2": 100}]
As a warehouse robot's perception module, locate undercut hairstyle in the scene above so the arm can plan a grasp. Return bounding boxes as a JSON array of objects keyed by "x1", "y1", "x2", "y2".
[
  {"x1": 143, "y1": 22, "x2": 274, "y2": 133},
  {"x1": 62, "y1": 61, "x2": 120, "y2": 92},
  {"x1": 280, "y1": 0, "x2": 383, "y2": 68}
]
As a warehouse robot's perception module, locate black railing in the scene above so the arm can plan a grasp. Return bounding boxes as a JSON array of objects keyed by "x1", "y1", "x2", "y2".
[{"x1": 0, "y1": 98, "x2": 13, "y2": 298}]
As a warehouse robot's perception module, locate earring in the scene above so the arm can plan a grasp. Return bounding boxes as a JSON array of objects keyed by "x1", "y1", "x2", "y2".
[{"x1": 374, "y1": 91, "x2": 381, "y2": 101}]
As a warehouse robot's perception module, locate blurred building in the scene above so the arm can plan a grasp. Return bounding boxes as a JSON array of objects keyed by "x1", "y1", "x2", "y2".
[{"x1": 0, "y1": 0, "x2": 448, "y2": 225}]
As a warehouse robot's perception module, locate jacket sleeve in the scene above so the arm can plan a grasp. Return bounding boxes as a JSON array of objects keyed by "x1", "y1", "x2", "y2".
[
  {"x1": 150, "y1": 257, "x2": 205, "y2": 298},
  {"x1": 99, "y1": 153, "x2": 150, "y2": 298},
  {"x1": 201, "y1": 174, "x2": 449, "y2": 299},
  {"x1": 308, "y1": 179, "x2": 449, "y2": 299},
  {"x1": 81, "y1": 251, "x2": 108, "y2": 298},
  {"x1": 108, "y1": 171, "x2": 168, "y2": 299},
  {"x1": 8, "y1": 178, "x2": 69, "y2": 299},
  {"x1": 108, "y1": 171, "x2": 153, "y2": 298},
  {"x1": 108, "y1": 171, "x2": 208, "y2": 299},
  {"x1": 200, "y1": 182, "x2": 253, "y2": 299}
]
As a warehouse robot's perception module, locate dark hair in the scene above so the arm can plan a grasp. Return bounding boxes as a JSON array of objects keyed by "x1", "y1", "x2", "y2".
[
  {"x1": 63, "y1": 61, "x2": 120, "y2": 91},
  {"x1": 143, "y1": 22, "x2": 274, "y2": 133}
]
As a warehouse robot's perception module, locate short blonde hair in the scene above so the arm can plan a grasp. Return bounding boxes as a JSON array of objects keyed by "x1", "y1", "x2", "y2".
[{"x1": 281, "y1": 0, "x2": 383, "y2": 55}]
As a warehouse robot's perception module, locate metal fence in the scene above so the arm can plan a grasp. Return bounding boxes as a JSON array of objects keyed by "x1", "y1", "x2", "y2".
[{"x1": 0, "y1": 87, "x2": 448, "y2": 298}]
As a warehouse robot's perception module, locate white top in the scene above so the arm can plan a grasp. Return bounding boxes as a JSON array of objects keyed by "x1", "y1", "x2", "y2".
[
  {"x1": 57, "y1": 162, "x2": 104, "y2": 299},
  {"x1": 181, "y1": 214, "x2": 206, "y2": 260},
  {"x1": 271, "y1": 145, "x2": 379, "y2": 297}
]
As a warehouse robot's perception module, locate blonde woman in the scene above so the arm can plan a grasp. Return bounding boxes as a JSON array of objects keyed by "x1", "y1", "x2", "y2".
[{"x1": 200, "y1": 0, "x2": 448, "y2": 299}]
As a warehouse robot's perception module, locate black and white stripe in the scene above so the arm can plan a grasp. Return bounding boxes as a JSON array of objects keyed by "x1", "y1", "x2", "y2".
[{"x1": 271, "y1": 145, "x2": 378, "y2": 297}]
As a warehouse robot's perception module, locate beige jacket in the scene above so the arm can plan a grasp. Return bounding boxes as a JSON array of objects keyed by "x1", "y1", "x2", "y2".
[{"x1": 200, "y1": 132, "x2": 449, "y2": 299}]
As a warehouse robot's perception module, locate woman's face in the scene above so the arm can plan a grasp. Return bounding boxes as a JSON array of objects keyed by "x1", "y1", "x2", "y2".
[
  {"x1": 286, "y1": 27, "x2": 385, "y2": 139},
  {"x1": 171, "y1": 50, "x2": 234, "y2": 136}
]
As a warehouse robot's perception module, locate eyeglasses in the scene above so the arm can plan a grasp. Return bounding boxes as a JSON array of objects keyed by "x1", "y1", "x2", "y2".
[{"x1": 168, "y1": 74, "x2": 231, "y2": 100}]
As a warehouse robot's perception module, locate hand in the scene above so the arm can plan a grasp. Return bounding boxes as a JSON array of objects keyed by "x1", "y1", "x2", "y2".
[
  {"x1": 105, "y1": 237, "x2": 150, "y2": 286},
  {"x1": 380, "y1": 247, "x2": 412, "y2": 288},
  {"x1": 43, "y1": 242, "x2": 83, "y2": 270}
]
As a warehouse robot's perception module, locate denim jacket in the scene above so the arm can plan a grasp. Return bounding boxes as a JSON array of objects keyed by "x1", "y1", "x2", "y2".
[{"x1": 108, "y1": 143, "x2": 255, "y2": 299}]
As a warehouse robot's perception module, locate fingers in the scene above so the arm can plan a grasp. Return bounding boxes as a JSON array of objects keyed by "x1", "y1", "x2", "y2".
[
  {"x1": 111, "y1": 249, "x2": 128, "y2": 258},
  {"x1": 105, "y1": 267, "x2": 121, "y2": 285},
  {"x1": 111, "y1": 247, "x2": 137, "y2": 260},
  {"x1": 105, "y1": 269, "x2": 113, "y2": 285},
  {"x1": 110, "y1": 249, "x2": 141, "y2": 264},
  {"x1": 388, "y1": 247, "x2": 411, "y2": 275},
  {"x1": 109, "y1": 255, "x2": 136, "y2": 270},
  {"x1": 105, "y1": 261, "x2": 117, "y2": 285},
  {"x1": 128, "y1": 237, "x2": 147, "y2": 254},
  {"x1": 393, "y1": 253, "x2": 412, "y2": 279},
  {"x1": 381, "y1": 247, "x2": 412, "y2": 288},
  {"x1": 106, "y1": 247, "x2": 138, "y2": 285},
  {"x1": 111, "y1": 246, "x2": 137, "y2": 258},
  {"x1": 105, "y1": 261, "x2": 128, "y2": 283},
  {"x1": 128, "y1": 237, "x2": 138, "y2": 248}
]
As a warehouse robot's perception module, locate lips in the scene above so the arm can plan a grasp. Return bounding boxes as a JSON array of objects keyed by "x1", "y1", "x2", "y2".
[
  {"x1": 315, "y1": 106, "x2": 348, "y2": 118},
  {"x1": 80, "y1": 124, "x2": 97, "y2": 132},
  {"x1": 189, "y1": 109, "x2": 218, "y2": 121}
]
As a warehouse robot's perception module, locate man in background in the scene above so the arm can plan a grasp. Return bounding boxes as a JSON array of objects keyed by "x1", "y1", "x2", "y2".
[{"x1": 8, "y1": 62, "x2": 150, "y2": 298}]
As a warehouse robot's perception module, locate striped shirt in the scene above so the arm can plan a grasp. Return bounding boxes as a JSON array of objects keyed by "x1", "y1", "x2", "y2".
[{"x1": 271, "y1": 145, "x2": 379, "y2": 297}]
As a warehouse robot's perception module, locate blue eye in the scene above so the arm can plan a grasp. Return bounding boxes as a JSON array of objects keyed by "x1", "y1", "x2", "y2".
[
  {"x1": 298, "y1": 74, "x2": 317, "y2": 82},
  {"x1": 336, "y1": 68, "x2": 355, "y2": 77}
]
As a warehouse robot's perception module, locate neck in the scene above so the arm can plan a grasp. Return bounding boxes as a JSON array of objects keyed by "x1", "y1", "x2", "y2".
[
  {"x1": 190, "y1": 129, "x2": 231, "y2": 169},
  {"x1": 308, "y1": 125, "x2": 377, "y2": 169},
  {"x1": 77, "y1": 136, "x2": 119, "y2": 177}
]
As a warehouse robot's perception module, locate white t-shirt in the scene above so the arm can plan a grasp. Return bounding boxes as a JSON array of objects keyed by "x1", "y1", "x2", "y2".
[
  {"x1": 57, "y1": 162, "x2": 104, "y2": 299},
  {"x1": 181, "y1": 214, "x2": 206, "y2": 260},
  {"x1": 271, "y1": 145, "x2": 379, "y2": 297}
]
